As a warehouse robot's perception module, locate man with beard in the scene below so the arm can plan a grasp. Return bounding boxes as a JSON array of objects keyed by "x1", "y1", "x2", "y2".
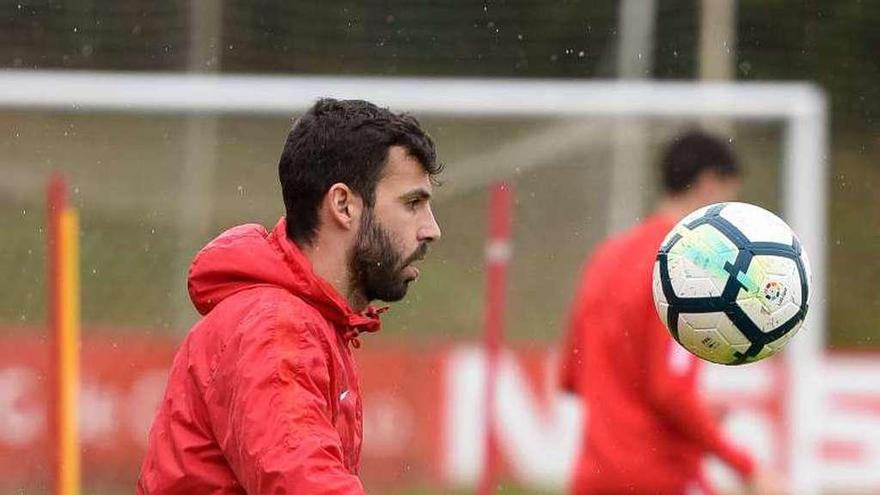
[{"x1": 137, "y1": 98, "x2": 442, "y2": 494}]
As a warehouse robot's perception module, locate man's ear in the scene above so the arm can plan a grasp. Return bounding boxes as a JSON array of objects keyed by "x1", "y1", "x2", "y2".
[{"x1": 325, "y1": 183, "x2": 363, "y2": 231}]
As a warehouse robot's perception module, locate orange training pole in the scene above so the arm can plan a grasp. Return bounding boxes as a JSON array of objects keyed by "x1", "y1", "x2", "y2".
[{"x1": 47, "y1": 174, "x2": 81, "y2": 495}]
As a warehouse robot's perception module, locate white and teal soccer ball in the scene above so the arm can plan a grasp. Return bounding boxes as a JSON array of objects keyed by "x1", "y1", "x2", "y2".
[{"x1": 652, "y1": 202, "x2": 812, "y2": 365}]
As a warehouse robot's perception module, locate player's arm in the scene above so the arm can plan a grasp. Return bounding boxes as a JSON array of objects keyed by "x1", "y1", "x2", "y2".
[
  {"x1": 642, "y1": 303, "x2": 755, "y2": 479},
  {"x1": 206, "y1": 316, "x2": 366, "y2": 495},
  {"x1": 559, "y1": 261, "x2": 593, "y2": 395},
  {"x1": 559, "y1": 304, "x2": 586, "y2": 394}
]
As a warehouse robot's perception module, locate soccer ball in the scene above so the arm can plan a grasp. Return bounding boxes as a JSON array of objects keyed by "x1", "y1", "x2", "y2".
[{"x1": 652, "y1": 202, "x2": 811, "y2": 365}]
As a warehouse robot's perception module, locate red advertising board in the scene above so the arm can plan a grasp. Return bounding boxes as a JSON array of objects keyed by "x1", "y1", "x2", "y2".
[{"x1": 2, "y1": 330, "x2": 880, "y2": 493}]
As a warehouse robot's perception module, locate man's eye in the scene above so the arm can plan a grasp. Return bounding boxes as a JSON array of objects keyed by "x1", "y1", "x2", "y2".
[{"x1": 407, "y1": 200, "x2": 420, "y2": 210}]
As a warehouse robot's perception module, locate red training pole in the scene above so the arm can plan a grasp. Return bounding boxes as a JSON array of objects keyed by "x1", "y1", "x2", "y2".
[{"x1": 479, "y1": 182, "x2": 513, "y2": 495}]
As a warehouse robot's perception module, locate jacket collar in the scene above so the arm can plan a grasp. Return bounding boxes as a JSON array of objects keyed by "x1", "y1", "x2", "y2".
[
  {"x1": 268, "y1": 218, "x2": 385, "y2": 345},
  {"x1": 187, "y1": 217, "x2": 384, "y2": 346}
]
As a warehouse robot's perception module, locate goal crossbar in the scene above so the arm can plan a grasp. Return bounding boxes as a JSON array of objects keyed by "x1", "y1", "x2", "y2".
[{"x1": 0, "y1": 69, "x2": 824, "y2": 119}]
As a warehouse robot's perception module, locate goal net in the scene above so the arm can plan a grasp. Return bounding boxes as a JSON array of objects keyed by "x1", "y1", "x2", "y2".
[{"x1": 0, "y1": 70, "x2": 827, "y2": 494}]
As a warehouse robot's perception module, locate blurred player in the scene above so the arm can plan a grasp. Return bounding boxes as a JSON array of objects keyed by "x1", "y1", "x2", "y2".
[
  {"x1": 137, "y1": 98, "x2": 442, "y2": 494},
  {"x1": 559, "y1": 131, "x2": 786, "y2": 495}
]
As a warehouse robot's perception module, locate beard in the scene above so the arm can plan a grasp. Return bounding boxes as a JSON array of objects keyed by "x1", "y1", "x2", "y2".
[{"x1": 350, "y1": 209, "x2": 428, "y2": 303}]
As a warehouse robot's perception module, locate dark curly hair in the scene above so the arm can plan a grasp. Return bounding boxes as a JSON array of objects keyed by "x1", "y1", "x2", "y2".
[
  {"x1": 278, "y1": 98, "x2": 441, "y2": 245},
  {"x1": 661, "y1": 130, "x2": 739, "y2": 195}
]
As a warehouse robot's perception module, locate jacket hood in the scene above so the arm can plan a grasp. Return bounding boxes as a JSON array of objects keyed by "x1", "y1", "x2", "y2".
[{"x1": 187, "y1": 218, "x2": 383, "y2": 340}]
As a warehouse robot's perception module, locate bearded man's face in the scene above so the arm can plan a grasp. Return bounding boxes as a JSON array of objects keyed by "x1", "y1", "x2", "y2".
[{"x1": 351, "y1": 209, "x2": 427, "y2": 302}]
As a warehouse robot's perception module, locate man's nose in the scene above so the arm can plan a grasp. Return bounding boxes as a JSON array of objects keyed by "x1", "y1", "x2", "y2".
[{"x1": 419, "y1": 206, "x2": 441, "y2": 242}]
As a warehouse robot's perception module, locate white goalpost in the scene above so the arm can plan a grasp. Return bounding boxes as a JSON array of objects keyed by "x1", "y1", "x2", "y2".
[{"x1": 0, "y1": 70, "x2": 828, "y2": 494}]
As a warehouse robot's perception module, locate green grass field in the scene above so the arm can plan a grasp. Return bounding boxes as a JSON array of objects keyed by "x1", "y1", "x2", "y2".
[{"x1": 13, "y1": 112, "x2": 875, "y2": 346}]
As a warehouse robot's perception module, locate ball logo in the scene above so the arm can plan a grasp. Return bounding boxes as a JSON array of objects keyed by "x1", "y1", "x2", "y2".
[
  {"x1": 701, "y1": 336, "x2": 720, "y2": 350},
  {"x1": 762, "y1": 281, "x2": 788, "y2": 308}
]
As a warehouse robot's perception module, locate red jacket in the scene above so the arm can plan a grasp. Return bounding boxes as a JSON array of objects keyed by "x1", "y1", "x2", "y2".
[
  {"x1": 559, "y1": 214, "x2": 754, "y2": 495},
  {"x1": 138, "y1": 218, "x2": 383, "y2": 494}
]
